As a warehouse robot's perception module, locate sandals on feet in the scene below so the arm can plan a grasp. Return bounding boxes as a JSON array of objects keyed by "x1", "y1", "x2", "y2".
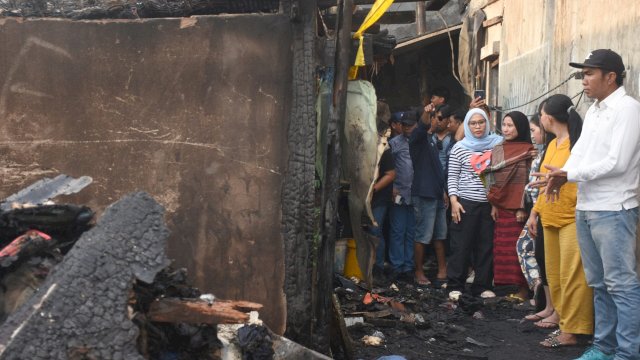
[
  {"x1": 540, "y1": 335, "x2": 577, "y2": 348},
  {"x1": 546, "y1": 329, "x2": 561, "y2": 340},
  {"x1": 534, "y1": 320, "x2": 559, "y2": 329},
  {"x1": 533, "y1": 310, "x2": 558, "y2": 329},
  {"x1": 524, "y1": 313, "x2": 545, "y2": 322}
]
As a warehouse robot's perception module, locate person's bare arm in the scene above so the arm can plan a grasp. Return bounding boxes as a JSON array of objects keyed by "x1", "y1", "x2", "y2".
[
  {"x1": 422, "y1": 103, "x2": 435, "y2": 126},
  {"x1": 373, "y1": 170, "x2": 396, "y2": 192}
]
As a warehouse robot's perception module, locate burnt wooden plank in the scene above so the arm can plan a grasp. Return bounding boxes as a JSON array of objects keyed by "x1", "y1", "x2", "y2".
[
  {"x1": 318, "y1": 0, "x2": 435, "y2": 8},
  {"x1": 147, "y1": 298, "x2": 262, "y2": 325},
  {"x1": 280, "y1": 0, "x2": 319, "y2": 348},
  {"x1": 322, "y1": 10, "x2": 416, "y2": 28}
]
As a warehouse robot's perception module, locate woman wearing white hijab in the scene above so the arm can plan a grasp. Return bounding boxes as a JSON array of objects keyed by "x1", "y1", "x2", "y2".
[{"x1": 446, "y1": 108, "x2": 502, "y2": 298}]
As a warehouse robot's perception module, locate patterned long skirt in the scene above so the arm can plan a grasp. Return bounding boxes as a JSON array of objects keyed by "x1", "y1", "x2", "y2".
[{"x1": 493, "y1": 209, "x2": 528, "y2": 286}]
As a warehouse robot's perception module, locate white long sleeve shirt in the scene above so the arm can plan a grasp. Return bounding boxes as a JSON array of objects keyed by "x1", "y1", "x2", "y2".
[{"x1": 563, "y1": 86, "x2": 640, "y2": 211}]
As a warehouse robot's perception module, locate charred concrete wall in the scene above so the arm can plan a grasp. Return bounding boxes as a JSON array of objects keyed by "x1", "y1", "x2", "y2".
[{"x1": 0, "y1": 14, "x2": 291, "y2": 332}]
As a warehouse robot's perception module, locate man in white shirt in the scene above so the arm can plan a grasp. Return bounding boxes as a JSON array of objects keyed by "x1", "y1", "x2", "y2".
[{"x1": 545, "y1": 49, "x2": 640, "y2": 360}]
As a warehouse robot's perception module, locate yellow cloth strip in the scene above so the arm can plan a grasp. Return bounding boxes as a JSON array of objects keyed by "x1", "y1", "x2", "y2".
[{"x1": 349, "y1": 0, "x2": 395, "y2": 79}]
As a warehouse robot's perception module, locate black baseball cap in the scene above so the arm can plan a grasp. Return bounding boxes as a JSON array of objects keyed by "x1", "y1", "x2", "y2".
[
  {"x1": 396, "y1": 111, "x2": 417, "y2": 125},
  {"x1": 569, "y1": 49, "x2": 625, "y2": 75}
]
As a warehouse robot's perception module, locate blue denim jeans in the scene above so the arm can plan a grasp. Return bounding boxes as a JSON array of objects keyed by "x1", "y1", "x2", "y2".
[
  {"x1": 371, "y1": 205, "x2": 389, "y2": 269},
  {"x1": 576, "y1": 208, "x2": 640, "y2": 360},
  {"x1": 389, "y1": 203, "x2": 415, "y2": 273}
]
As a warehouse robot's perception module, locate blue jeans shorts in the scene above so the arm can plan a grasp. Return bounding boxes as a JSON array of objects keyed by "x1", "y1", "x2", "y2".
[{"x1": 412, "y1": 196, "x2": 447, "y2": 245}]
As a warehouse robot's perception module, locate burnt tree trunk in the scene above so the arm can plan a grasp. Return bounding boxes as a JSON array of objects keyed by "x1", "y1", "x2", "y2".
[
  {"x1": 0, "y1": 192, "x2": 169, "y2": 360},
  {"x1": 280, "y1": 0, "x2": 319, "y2": 349}
]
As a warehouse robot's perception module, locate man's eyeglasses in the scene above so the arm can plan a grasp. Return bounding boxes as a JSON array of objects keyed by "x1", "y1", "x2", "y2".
[
  {"x1": 436, "y1": 115, "x2": 447, "y2": 121},
  {"x1": 436, "y1": 138, "x2": 443, "y2": 150},
  {"x1": 469, "y1": 120, "x2": 486, "y2": 128}
]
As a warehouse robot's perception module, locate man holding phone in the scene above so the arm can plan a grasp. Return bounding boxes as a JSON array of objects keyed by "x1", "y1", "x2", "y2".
[{"x1": 422, "y1": 87, "x2": 451, "y2": 130}]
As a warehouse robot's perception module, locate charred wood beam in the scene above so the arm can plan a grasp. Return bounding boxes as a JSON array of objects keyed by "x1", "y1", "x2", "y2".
[
  {"x1": 331, "y1": 294, "x2": 354, "y2": 359},
  {"x1": 0, "y1": 0, "x2": 280, "y2": 19},
  {"x1": 0, "y1": 192, "x2": 169, "y2": 360},
  {"x1": 0, "y1": 205, "x2": 93, "y2": 246},
  {"x1": 321, "y1": 10, "x2": 416, "y2": 28},
  {"x1": 281, "y1": 0, "x2": 318, "y2": 349},
  {"x1": 318, "y1": 0, "x2": 442, "y2": 8},
  {"x1": 148, "y1": 299, "x2": 263, "y2": 325},
  {"x1": 314, "y1": 0, "x2": 351, "y2": 355}
]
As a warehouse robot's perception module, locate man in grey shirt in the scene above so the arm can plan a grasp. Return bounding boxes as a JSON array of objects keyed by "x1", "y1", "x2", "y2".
[{"x1": 388, "y1": 111, "x2": 417, "y2": 279}]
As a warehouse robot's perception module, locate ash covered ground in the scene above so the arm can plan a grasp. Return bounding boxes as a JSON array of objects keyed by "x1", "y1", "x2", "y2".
[{"x1": 336, "y1": 269, "x2": 587, "y2": 360}]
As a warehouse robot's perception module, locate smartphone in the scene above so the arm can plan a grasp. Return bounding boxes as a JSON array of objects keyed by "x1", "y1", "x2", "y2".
[{"x1": 474, "y1": 89, "x2": 486, "y2": 100}]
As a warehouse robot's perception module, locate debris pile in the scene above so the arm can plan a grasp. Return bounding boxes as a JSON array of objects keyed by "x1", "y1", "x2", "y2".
[
  {"x1": 0, "y1": 175, "x2": 324, "y2": 360},
  {"x1": 333, "y1": 273, "x2": 585, "y2": 360},
  {"x1": 0, "y1": 0, "x2": 280, "y2": 19}
]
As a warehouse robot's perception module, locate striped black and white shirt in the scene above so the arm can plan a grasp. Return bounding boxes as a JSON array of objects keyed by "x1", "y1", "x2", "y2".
[{"x1": 447, "y1": 143, "x2": 489, "y2": 202}]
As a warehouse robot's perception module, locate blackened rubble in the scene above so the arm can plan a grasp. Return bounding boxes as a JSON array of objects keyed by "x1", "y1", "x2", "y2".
[
  {"x1": 334, "y1": 273, "x2": 586, "y2": 360},
  {"x1": 0, "y1": 192, "x2": 170, "y2": 360},
  {"x1": 0, "y1": 190, "x2": 232, "y2": 359},
  {"x1": 0, "y1": 178, "x2": 324, "y2": 359},
  {"x1": 0, "y1": 0, "x2": 280, "y2": 19},
  {"x1": 133, "y1": 267, "x2": 223, "y2": 359},
  {"x1": 0, "y1": 176, "x2": 95, "y2": 324}
]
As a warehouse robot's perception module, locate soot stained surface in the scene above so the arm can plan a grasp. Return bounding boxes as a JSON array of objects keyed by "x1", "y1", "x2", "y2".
[{"x1": 0, "y1": 192, "x2": 169, "y2": 360}]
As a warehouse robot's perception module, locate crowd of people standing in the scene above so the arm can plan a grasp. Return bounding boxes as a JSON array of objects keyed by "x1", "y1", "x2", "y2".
[{"x1": 368, "y1": 48, "x2": 640, "y2": 360}]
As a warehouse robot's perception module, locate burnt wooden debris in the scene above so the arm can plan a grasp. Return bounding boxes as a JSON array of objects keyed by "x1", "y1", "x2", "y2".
[
  {"x1": 313, "y1": 0, "x2": 351, "y2": 353},
  {"x1": 132, "y1": 267, "x2": 255, "y2": 359},
  {"x1": 318, "y1": 0, "x2": 451, "y2": 8},
  {"x1": 280, "y1": 0, "x2": 318, "y2": 349},
  {"x1": 335, "y1": 272, "x2": 585, "y2": 360},
  {"x1": 0, "y1": 205, "x2": 93, "y2": 249},
  {"x1": 147, "y1": 298, "x2": 263, "y2": 325},
  {"x1": 0, "y1": 0, "x2": 280, "y2": 19},
  {"x1": 0, "y1": 176, "x2": 96, "y2": 325},
  {"x1": 0, "y1": 184, "x2": 271, "y2": 359},
  {"x1": 0, "y1": 192, "x2": 170, "y2": 360}
]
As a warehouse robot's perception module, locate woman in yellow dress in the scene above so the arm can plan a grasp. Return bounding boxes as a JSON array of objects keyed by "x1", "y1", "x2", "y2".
[{"x1": 527, "y1": 94, "x2": 593, "y2": 348}]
